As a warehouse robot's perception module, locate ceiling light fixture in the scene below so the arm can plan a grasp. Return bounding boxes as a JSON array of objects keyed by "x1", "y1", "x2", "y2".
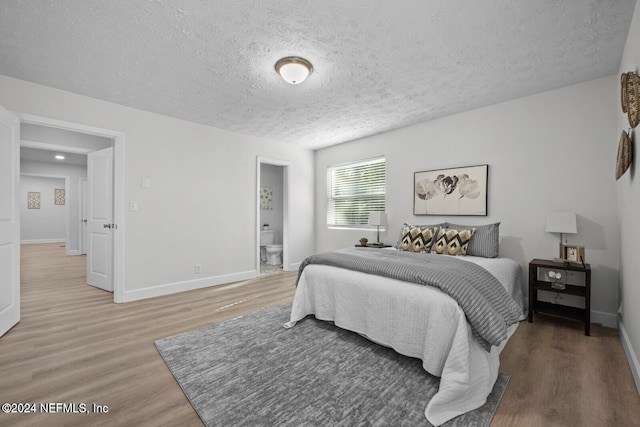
[
  {"x1": 55, "y1": 155, "x2": 65, "y2": 160},
  {"x1": 275, "y1": 57, "x2": 313, "y2": 85}
]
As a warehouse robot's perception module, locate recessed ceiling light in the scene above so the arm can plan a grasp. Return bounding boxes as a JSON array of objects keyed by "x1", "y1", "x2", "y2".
[
  {"x1": 275, "y1": 57, "x2": 313, "y2": 85},
  {"x1": 55, "y1": 155, "x2": 65, "y2": 160}
]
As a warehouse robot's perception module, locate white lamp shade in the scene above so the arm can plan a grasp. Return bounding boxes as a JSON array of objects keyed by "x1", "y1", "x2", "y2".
[
  {"x1": 545, "y1": 212, "x2": 577, "y2": 234},
  {"x1": 368, "y1": 211, "x2": 388, "y2": 227},
  {"x1": 276, "y1": 57, "x2": 312, "y2": 84}
]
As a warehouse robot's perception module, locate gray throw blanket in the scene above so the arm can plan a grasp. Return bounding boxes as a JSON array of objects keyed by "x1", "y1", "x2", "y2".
[{"x1": 297, "y1": 248, "x2": 523, "y2": 351}]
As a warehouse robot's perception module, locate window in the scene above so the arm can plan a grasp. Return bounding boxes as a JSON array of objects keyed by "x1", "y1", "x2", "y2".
[{"x1": 327, "y1": 157, "x2": 386, "y2": 228}]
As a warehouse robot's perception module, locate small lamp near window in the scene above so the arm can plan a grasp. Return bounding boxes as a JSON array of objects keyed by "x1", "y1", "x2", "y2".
[
  {"x1": 545, "y1": 212, "x2": 577, "y2": 258},
  {"x1": 368, "y1": 211, "x2": 388, "y2": 245}
]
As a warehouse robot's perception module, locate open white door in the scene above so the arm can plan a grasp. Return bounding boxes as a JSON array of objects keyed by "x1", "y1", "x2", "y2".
[
  {"x1": 80, "y1": 178, "x2": 88, "y2": 255},
  {"x1": 87, "y1": 147, "x2": 113, "y2": 292},
  {"x1": 0, "y1": 106, "x2": 20, "y2": 337}
]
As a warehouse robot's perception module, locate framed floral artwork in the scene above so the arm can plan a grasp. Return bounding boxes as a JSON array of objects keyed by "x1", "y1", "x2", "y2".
[
  {"x1": 260, "y1": 187, "x2": 273, "y2": 210},
  {"x1": 414, "y1": 164, "x2": 488, "y2": 216}
]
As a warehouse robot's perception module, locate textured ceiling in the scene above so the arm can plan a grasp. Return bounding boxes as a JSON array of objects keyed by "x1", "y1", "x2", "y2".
[{"x1": 0, "y1": 0, "x2": 636, "y2": 150}]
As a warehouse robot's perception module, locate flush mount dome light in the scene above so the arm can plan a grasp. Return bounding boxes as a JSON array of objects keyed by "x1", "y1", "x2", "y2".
[{"x1": 275, "y1": 57, "x2": 313, "y2": 84}]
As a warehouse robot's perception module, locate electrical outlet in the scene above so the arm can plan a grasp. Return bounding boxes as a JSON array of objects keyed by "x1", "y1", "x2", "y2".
[{"x1": 195, "y1": 264, "x2": 202, "y2": 274}]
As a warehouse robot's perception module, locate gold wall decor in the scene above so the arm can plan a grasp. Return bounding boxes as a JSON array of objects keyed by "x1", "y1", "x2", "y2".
[
  {"x1": 27, "y1": 192, "x2": 40, "y2": 209},
  {"x1": 621, "y1": 71, "x2": 640, "y2": 128},
  {"x1": 616, "y1": 130, "x2": 632, "y2": 180},
  {"x1": 54, "y1": 188, "x2": 65, "y2": 205}
]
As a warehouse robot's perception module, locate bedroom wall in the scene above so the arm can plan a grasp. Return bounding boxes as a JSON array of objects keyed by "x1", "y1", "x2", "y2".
[
  {"x1": 617, "y1": 0, "x2": 640, "y2": 393},
  {"x1": 315, "y1": 75, "x2": 620, "y2": 327},
  {"x1": 20, "y1": 175, "x2": 66, "y2": 243},
  {"x1": 0, "y1": 74, "x2": 315, "y2": 301},
  {"x1": 20, "y1": 160, "x2": 88, "y2": 253}
]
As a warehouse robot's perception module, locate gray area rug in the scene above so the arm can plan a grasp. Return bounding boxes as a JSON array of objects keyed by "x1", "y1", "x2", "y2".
[{"x1": 155, "y1": 304, "x2": 509, "y2": 427}]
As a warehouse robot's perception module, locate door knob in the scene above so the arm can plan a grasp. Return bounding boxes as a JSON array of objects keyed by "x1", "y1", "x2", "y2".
[{"x1": 82, "y1": 219, "x2": 87, "y2": 224}]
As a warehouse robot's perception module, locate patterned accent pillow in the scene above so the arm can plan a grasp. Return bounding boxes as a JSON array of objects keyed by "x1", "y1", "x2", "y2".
[
  {"x1": 433, "y1": 228, "x2": 475, "y2": 256},
  {"x1": 396, "y1": 223, "x2": 446, "y2": 250},
  {"x1": 397, "y1": 224, "x2": 438, "y2": 253},
  {"x1": 448, "y1": 222, "x2": 500, "y2": 258}
]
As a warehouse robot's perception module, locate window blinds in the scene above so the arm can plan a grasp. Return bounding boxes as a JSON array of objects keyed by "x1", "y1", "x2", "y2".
[{"x1": 327, "y1": 157, "x2": 386, "y2": 227}]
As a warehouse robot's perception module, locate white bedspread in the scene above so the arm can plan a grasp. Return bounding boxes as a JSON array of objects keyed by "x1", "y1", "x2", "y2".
[{"x1": 285, "y1": 256, "x2": 524, "y2": 426}]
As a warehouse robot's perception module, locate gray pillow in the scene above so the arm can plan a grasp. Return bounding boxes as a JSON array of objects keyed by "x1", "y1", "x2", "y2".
[{"x1": 447, "y1": 222, "x2": 500, "y2": 258}]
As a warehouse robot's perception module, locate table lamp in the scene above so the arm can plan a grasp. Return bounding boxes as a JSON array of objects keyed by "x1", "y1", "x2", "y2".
[
  {"x1": 545, "y1": 212, "x2": 577, "y2": 258},
  {"x1": 368, "y1": 211, "x2": 388, "y2": 245}
]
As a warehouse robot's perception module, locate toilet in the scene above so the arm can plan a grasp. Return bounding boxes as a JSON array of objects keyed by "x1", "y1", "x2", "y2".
[
  {"x1": 260, "y1": 230, "x2": 283, "y2": 265},
  {"x1": 266, "y1": 244, "x2": 283, "y2": 265}
]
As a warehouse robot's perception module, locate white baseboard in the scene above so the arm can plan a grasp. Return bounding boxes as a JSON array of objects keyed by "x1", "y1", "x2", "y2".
[
  {"x1": 120, "y1": 270, "x2": 257, "y2": 303},
  {"x1": 66, "y1": 250, "x2": 82, "y2": 256},
  {"x1": 284, "y1": 262, "x2": 301, "y2": 272},
  {"x1": 591, "y1": 309, "x2": 618, "y2": 329},
  {"x1": 21, "y1": 238, "x2": 65, "y2": 244},
  {"x1": 619, "y1": 320, "x2": 640, "y2": 395}
]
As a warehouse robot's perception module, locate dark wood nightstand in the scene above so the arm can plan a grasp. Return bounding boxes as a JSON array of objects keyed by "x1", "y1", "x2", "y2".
[
  {"x1": 528, "y1": 258, "x2": 591, "y2": 335},
  {"x1": 355, "y1": 243, "x2": 392, "y2": 248}
]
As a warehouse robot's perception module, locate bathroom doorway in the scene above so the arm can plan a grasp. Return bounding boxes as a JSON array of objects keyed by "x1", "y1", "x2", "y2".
[{"x1": 256, "y1": 157, "x2": 290, "y2": 276}]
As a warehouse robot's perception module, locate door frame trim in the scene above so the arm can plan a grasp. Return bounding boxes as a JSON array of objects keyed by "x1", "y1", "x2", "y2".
[
  {"x1": 256, "y1": 157, "x2": 291, "y2": 273},
  {"x1": 17, "y1": 113, "x2": 126, "y2": 303},
  {"x1": 79, "y1": 177, "x2": 88, "y2": 255}
]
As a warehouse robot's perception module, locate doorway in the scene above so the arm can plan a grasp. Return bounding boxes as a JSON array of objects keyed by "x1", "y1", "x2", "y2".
[
  {"x1": 19, "y1": 174, "x2": 69, "y2": 246},
  {"x1": 20, "y1": 142, "x2": 89, "y2": 254},
  {"x1": 17, "y1": 113, "x2": 126, "y2": 302},
  {"x1": 256, "y1": 157, "x2": 291, "y2": 276}
]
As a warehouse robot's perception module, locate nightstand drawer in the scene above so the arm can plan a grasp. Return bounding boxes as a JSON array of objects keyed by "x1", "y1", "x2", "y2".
[{"x1": 536, "y1": 267, "x2": 586, "y2": 287}]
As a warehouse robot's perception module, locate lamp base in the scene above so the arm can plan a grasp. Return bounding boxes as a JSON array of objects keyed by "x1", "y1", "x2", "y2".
[{"x1": 559, "y1": 235, "x2": 564, "y2": 259}]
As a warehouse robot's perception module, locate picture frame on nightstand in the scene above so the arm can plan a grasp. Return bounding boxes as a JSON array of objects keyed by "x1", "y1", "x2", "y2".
[{"x1": 562, "y1": 244, "x2": 585, "y2": 264}]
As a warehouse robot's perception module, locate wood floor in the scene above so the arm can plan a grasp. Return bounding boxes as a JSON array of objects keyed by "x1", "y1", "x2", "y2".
[{"x1": 1, "y1": 244, "x2": 639, "y2": 426}]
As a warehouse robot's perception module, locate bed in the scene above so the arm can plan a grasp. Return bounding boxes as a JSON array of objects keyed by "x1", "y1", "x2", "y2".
[{"x1": 284, "y1": 223, "x2": 525, "y2": 426}]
